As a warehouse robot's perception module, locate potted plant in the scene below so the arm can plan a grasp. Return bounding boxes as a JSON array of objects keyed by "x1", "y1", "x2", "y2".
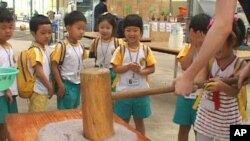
[
  {"x1": 124, "y1": 4, "x2": 132, "y2": 15},
  {"x1": 160, "y1": 10, "x2": 168, "y2": 21},
  {"x1": 148, "y1": 6, "x2": 156, "y2": 21}
]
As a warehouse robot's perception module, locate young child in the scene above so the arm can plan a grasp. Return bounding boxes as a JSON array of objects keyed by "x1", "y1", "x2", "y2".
[
  {"x1": 111, "y1": 14, "x2": 156, "y2": 135},
  {"x1": 28, "y1": 15, "x2": 53, "y2": 112},
  {"x1": 0, "y1": 7, "x2": 18, "y2": 141},
  {"x1": 51, "y1": 11, "x2": 87, "y2": 110},
  {"x1": 173, "y1": 13, "x2": 211, "y2": 141},
  {"x1": 89, "y1": 12, "x2": 124, "y2": 91},
  {"x1": 194, "y1": 17, "x2": 246, "y2": 141}
]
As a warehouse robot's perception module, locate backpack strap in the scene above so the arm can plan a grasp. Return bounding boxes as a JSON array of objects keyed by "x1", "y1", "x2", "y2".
[
  {"x1": 119, "y1": 44, "x2": 126, "y2": 61},
  {"x1": 234, "y1": 58, "x2": 248, "y2": 122},
  {"x1": 80, "y1": 42, "x2": 87, "y2": 60},
  {"x1": 143, "y1": 45, "x2": 149, "y2": 66},
  {"x1": 114, "y1": 38, "x2": 120, "y2": 49},
  {"x1": 234, "y1": 58, "x2": 244, "y2": 72},
  {"x1": 88, "y1": 38, "x2": 100, "y2": 64},
  {"x1": 58, "y1": 41, "x2": 66, "y2": 66},
  {"x1": 27, "y1": 45, "x2": 43, "y2": 76},
  {"x1": 119, "y1": 44, "x2": 149, "y2": 64},
  {"x1": 94, "y1": 38, "x2": 100, "y2": 58}
]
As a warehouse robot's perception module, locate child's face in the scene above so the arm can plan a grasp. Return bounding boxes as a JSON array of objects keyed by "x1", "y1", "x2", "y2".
[
  {"x1": 0, "y1": 21, "x2": 14, "y2": 42},
  {"x1": 32, "y1": 24, "x2": 52, "y2": 46},
  {"x1": 124, "y1": 26, "x2": 141, "y2": 44},
  {"x1": 189, "y1": 28, "x2": 205, "y2": 48},
  {"x1": 215, "y1": 42, "x2": 232, "y2": 60},
  {"x1": 98, "y1": 20, "x2": 113, "y2": 40},
  {"x1": 67, "y1": 21, "x2": 86, "y2": 41}
]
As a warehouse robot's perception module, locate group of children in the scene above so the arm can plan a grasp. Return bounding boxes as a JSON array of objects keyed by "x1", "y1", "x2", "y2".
[
  {"x1": 0, "y1": 6, "x2": 248, "y2": 141},
  {"x1": 174, "y1": 13, "x2": 247, "y2": 141},
  {"x1": 0, "y1": 7, "x2": 156, "y2": 140}
]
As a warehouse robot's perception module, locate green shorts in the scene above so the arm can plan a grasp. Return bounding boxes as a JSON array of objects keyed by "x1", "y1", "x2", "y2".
[
  {"x1": 57, "y1": 80, "x2": 80, "y2": 110},
  {"x1": 173, "y1": 96, "x2": 197, "y2": 125},
  {"x1": 0, "y1": 95, "x2": 18, "y2": 123},
  {"x1": 114, "y1": 96, "x2": 151, "y2": 119}
]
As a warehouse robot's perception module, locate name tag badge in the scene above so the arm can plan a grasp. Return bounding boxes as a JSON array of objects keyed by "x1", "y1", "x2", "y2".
[
  {"x1": 127, "y1": 78, "x2": 140, "y2": 86},
  {"x1": 184, "y1": 92, "x2": 198, "y2": 99},
  {"x1": 184, "y1": 89, "x2": 201, "y2": 99},
  {"x1": 201, "y1": 97, "x2": 215, "y2": 111}
]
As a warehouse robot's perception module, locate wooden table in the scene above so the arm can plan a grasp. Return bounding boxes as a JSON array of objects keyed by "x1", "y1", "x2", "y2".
[
  {"x1": 5, "y1": 110, "x2": 150, "y2": 141},
  {"x1": 84, "y1": 32, "x2": 151, "y2": 42},
  {"x1": 84, "y1": 32, "x2": 100, "y2": 39},
  {"x1": 235, "y1": 50, "x2": 250, "y2": 61},
  {"x1": 144, "y1": 42, "x2": 180, "y2": 55},
  {"x1": 144, "y1": 42, "x2": 180, "y2": 78},
  {"x1": 144, "y1": 42, "x2": 250, "y2": 78}
]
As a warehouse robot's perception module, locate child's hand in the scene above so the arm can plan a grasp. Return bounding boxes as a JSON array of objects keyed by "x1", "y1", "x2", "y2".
[
  {"x1": 205, "y1": 78, "x2": 224, "y2": 92},
  {"x1": 48, "y1": 85, "x2": 54, "y2": 99},
  {"x1": 128, "y1": 62, "x2": 141, "y2": 73},
  {"x1": 196, "y1": 31, "x2": 205, "y2": 48},
  {"x1": 57, "y1": 84, "x2": 65, "y2": 98},
  {"x1": 4, "y1": 89, "x2": 13, "y2": 104},
  {"x1": 191, "y1": 31, "x2": 205, "y2": 49}
]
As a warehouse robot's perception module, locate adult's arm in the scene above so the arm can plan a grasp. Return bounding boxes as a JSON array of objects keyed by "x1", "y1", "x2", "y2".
[{"x1": 174, "y1": 0, "x2": 237, "y2": 95}]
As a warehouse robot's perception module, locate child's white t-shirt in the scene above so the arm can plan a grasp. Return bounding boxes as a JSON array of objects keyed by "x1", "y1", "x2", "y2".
[
  {"x1": 111, "y1": 43, "x2": 156, "y2": 91},
  {"x1": 27, "y1": 42, "x2": 51, "y2": 95},
  {"x1": 0, "y1": 44, "x2": 18, "y2": 96},
  {"x1": 51, "y1": 39, "x2": 87, "y2": 84},
  {"x1": 95, "y1": 38, "x2": 116, "y2": 68}
]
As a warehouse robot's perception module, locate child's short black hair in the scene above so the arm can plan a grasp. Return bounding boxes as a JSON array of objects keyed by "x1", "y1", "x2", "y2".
[
  {"x1": 29, "y1": 15, "x2": 51, "y2": 33},
  {"x1": 64, "y1": 11, "x2": 87, "y2": 27},
  {"x1": 98, "y1": 12, "x2": 117, "y2": 36},
  {"x1": 228, "y1": 18, "x2": 246, "y2": 48},
  {"x1": 0, "y1": 7, "x2": 14, "y2": 23},
  {"x1": 123, "y1": 14, "x2": 143, "y2": 35},
  {"x1": 189, "y1": 13, "x2": 211, "y2": 34}
]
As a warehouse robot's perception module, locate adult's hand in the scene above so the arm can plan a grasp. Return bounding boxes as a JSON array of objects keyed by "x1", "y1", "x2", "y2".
[{"x1": 173, "y1": 73, "x2": 194, "y2": 96}]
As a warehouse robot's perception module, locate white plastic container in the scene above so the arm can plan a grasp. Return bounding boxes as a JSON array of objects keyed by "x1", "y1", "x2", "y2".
[{"x1": 168, "y1": 23, "x2": 184, "y2": 48}]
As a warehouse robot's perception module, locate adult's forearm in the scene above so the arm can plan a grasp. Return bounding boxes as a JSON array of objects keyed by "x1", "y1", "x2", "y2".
[
  {"x1": 184, "y1": 24, "x2": 230, "y2": 79},
  {"x1": 183, "y1": 0, "x2": 236, "y2": 80}
]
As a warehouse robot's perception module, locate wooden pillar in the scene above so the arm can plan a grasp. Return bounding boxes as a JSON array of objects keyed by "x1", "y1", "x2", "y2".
[{"x1": 81, "y1": 68, "x2": 114, "y2": 141}]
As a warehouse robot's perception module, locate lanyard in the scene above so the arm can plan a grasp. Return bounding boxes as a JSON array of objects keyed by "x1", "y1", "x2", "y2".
[
  {"x1": 100, "y1": 39, "x2": 111, "y2": 66},
  {"x1": 128, "y1": 47, "x2": 140, "y2": 63},
  {"x1": 72, "y1": 47, "x2": 81, "y2": 71},
  {"x1": 3, "y1": 47, "x2": 12, "y2": 67}
]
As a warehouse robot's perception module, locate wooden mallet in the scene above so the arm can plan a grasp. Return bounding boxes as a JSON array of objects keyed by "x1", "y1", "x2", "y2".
[{"x1": 81, "y1": 68, "x2": 242, "y2": 141}]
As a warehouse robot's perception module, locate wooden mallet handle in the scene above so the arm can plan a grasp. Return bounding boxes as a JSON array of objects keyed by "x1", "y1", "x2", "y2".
[{"x1": 112, "y1": 77, "x2": 243, "y2": 100}]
